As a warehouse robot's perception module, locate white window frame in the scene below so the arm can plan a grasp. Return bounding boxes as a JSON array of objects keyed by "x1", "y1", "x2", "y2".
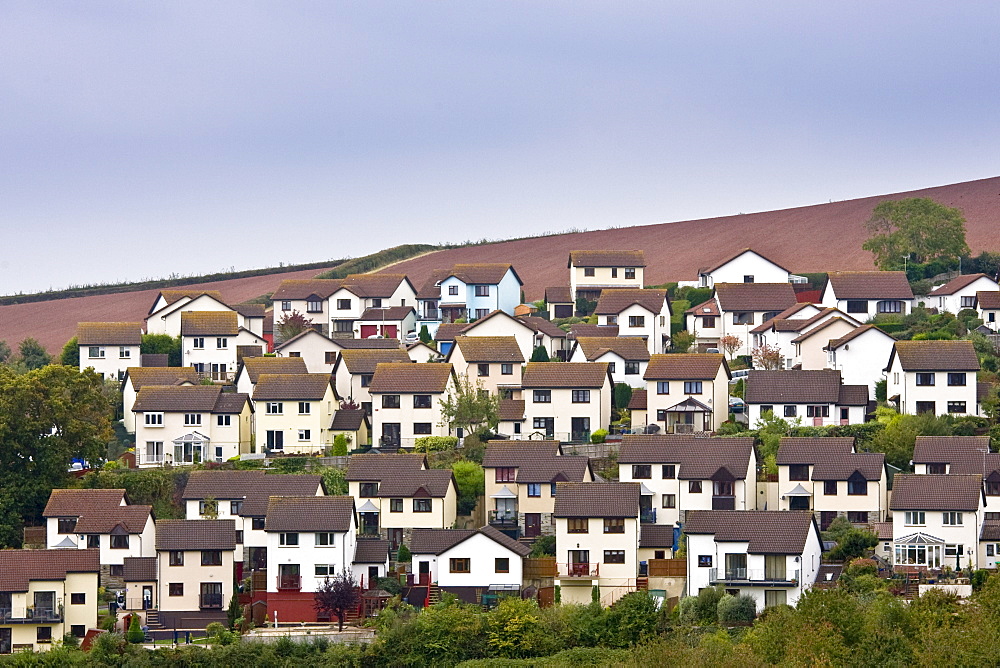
[
  {"x1": 88, "y1": 346, "x2": 105, "y2": 359},
  {"x1": 145, "y1": 413, "x2": 163, "y2": 426},
  {"x1": 904, "y1": 511, "x2": 926, "y2": 526},
  {"x1": 266, "y1": 402, "x2": 283, "y2": 415},
  {"x1": 216, "y1": 338, "x2": 228, "y2": 349},
  {"x1": 192, "y1": 337, "x2": 205, "y2": 349},
  {"x1": 119, "y1": 347, "x2": 131, "y2": 359},
  {"x1": 184, "y1": 413, "x2": 201, "y2": 426}
]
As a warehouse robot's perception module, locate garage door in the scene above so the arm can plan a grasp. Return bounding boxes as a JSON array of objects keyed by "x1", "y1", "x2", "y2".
[
  {"x1": 360, "y1": 325, "x2": 378, "y2": 338},
  {"x1": 381, "y1": 325, "x2": 398, "y2": 338}
]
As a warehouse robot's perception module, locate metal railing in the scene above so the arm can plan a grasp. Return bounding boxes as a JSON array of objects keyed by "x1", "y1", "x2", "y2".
[
  {"x1": 505, "y1": 432, "x2": 571, "y2": 442},
  {"x1": 200, "y1": 593, "x2": 223, "y2": 609},
  {"x1": 557, "y1": 563, "x2": 600, "y2": 578},
  {"x1": 488, "y1": 511, "x2": 518, "y2": 527},
  {"x1": 640, "y1": 508, "x2": 657, "y2": 524},
  {"x1": 0, "y1": 601, "x2": 63, "y2": 622},
  {"x1": 124, "y1": 598, "x2": 154, "y2": 611},
  {"x1": 709, "y1": 568, "x2": 799, "y2": 584}
]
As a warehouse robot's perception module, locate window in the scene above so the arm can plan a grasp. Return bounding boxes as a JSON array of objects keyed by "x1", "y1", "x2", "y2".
[
  {"x1": 360, "y1": 373, "x2": 373, "y2": 388},
  {"x1": 476, "y1": 363, "x2": 490, "y2": 377},
  {"x1": 110, "y1": 534, "x2": 129, "y2": 549},
  {"x1": 604, "y1": 518, "x2": 625, "y2": 534},
  {"x1": 702, "y1": 316, "x2": 717, "y2": 328},
  {"x1": 662, "y1": 494, "x2": 676, "y2": 508},
  {"x1": 252, "y1": 518, "x2": 265, "y2": 530},
  {"x1": 987, "y1": 481, "x2": 1000, "y2": 496},
  {"x1": 947, "y1": 401, "x2": 968, "y2": 414},
  {"x1": 70, "y1": 624, "x2": 86, "y2": 638},
  {"x1": 88, "y1": 346, "x2": 105, "y2": 359},
  {"x1": 266, "y1": 402, "x2": 283, "y2": 415},
  {"x1": 611, "y1": 267, "x2": 618, "y2": 278},
  {"x1": 296, "y1": 401, "x2": 311, "y2": 415},
  {"x1": 943, "y1": 512, "x2": 964, "y2": 526},
  {"x1": 184, "y1": 413, "x2": 201, "y2": 426},
  {"x1": 413, "y1": 422, "x2": 432, "y2": 435},
  {"x1": 266, "y1": 430, "x2": 284, "y2": 450},
  {"x1": 390, "y1": 498, "x2": 403, "y2": 512},
  {"x1": 325, "y1": 351, "x2": 337, "y2": 364},
  {"x1": 87, "y1": 535, "x2": 99, "y2": 548},
  {"x1": 475, "y1": 308, "x2": 489, "y2": 319},
  {"x1": 656, "y1": 381, "x2": 670, "y2": 394},
  {"x1": 759, "y1": 405, "x2": 773, "y2": 415},
  {"x1": 281, "y1": 300, "x2": 292, "y2": 311},
  {"x1": 199, "y1": 500, "x2": 217, "y2": 516},
  {"x1": 550, "y1": 483, "x2": 557, "y2": 496},
  {"x1": 495, "y1": 558, "x2": 510, "y2": 573},
  {"x1": 120, "y1": 346, "x2": 131, "y2": 359},
  {"x1": 298, "y1": 429, "x2": 311, "y2": 441},
  {"x1": 625, "y1": 268, "x2": 636, "y2": 280},
  {"x1": 169, "y1": 583, "x2": 184, "y2": 596},
  {"x1": 846, "y1": 300, "x2": 868, "y2": 314},
  {"x1": 527, "y1": 483, "x2": 541, "y2": 497},
  {"x1": 989, "y1": 545, "x2": 996, "y2": 557},
  {"x1": 607, "y1": 315, "x2": 618, "y2": 325},
  {"x1": 337, "y1": 299, "x2": 351, "y2": 310},
  {"x1": 145, "y1": 413, "x2": 163, "y2": 426},
  {"x1": 474, "y1": 285, "x2": 490, "y2": 297},
  {"x1": 733, "y1": 312, "x2": 753, "y2": 325},
  {"x1": 235, "y1": 531, "x2": 243, "y2": 544},
  {"x1": 789, "y1": 464, "x2": 809, "y2": 481},
  {"x1": 533, "y1": 390, "x2": 551, "y2": 403},
  {"x1": 371, "y1": 298, "x2": 382, "y2": 308},
  {"x1": 109, "y1": 564, "x2": 124, "y2": 577},
  {"x1": 315, "y1": 564, "x2": 337, "y2": 577},
  {"x1": 382, "y1": 395, "x2": 400, "y2": 409},
  {"x1": 915, "y1": 401, "x2": 936, "y2": 415},
  {"x1": 662, "y1": 464, "x2": 676, "y2": 479},
  {"x1": 684, "y1": 381, "x2": 703, "y2": 394},
  {"x1": 448, "y1": 285, "x2": 459, "y2": 296},
  {"x1": 280, "y1": 533, "x2": 299, "y2": 546},
  {"x1": 70, "y1": 592, "x2": 86, "y2": 605},
  {"x1": 877, "y1": 300, "x2": 903, "y2": 313},
  {"x1": 698, "y1": 555, "x2": 713, "y2": 568},
  {"x1": 217, "y1": 414, "x2": 231, "y2": 426},
  {"x1": 905, "y1": 511, "x2": 925, "y2": 526},
  {"x1": 604, "y1": 550, "x2": 626, "y2": 564},
  {"x1": 847, "y1": 511, "x2": 869, "y2": 524},
  {"x1": 689, "y1": 481, "x2": 702, "y2": 493},
  {"x1": 632, "y1": 465, "x2": 651, "y2": 479},
  {"x1": 306, "y1": 298, "x2": 323, "y2": 313},
  {"x1": 450, "y1": 558, "x2": 471, "y2": 573},
  {"x1": 572, "y1": 390, "x2": 591, "y2": 403},
  {"x1": 192, "y1": 337, "x2": 205, "y2": 349},
  {"x1": 201, "y1": 550, "x2": 222, "y2": 566},
  {"x1": 360, "y1": 483, "x2": 378, "y2": 497},
  {"x1": 413, "y1": 499, "x2": 432, "y2": 513},
  {"x1": 624, "y1": 361, "x2": 640, "y2": 375},
  {"x1": 784, "y1": 405, "x2": 798, "y2": 418},
  {"x1": 927, "y1": 463, "x2": 947, "y2": 474},
  {"x1": 494, "y1": 363, "x2": 512, "y2": 377},
  {"x1": 916, "y1": 373, "x2": 935, "y2": 386},
  {"x1": 628, "y1": 316, "x2": 645, "y2": 328},
  {"x1": 567, "y1": 518, "x2": 589, "y2": 534},
  {"x1": 216, "y1": 338, "x2": 228, "y2": 349},
  {"x1": 714, "y1": 480, "x2": 734, "y2": 496},
  {"x1": 948, "y1": 373, "x2": 967, "y2": 386},
  {"x1": 824, "y1": 480, "x2": 837, "y2": 495},
  {"x1": 607, "y1": 362, "x2": 616, "y2": 374},
  {"x1": 847, "y1": 476, "x2": 868, "y2": 495},
  {"x1": 806, "y1": 405, "x2": 830, "y2": 418},
  {"x1": 58, "y1": 517, "x2": 77, "y2": 534},
  {"x1": 315, "y1": 533, "x2": 337, "y2": 546},
  {"x1": 584, "y1": 267, "x2": 595, "y2": 277},
  {"x1": 37, "y1": 627, "x2": 52, "y2": 643}
]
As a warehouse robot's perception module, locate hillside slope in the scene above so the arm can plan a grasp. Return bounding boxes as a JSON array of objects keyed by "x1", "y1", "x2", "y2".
[{"x1": 387, "y1": 176, "x2": 1000, "y2": 300}]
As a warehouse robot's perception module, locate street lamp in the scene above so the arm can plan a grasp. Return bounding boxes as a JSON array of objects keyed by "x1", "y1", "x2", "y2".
[{"x1": 902, "y1": 255, "x2": 908, "y2": 274}]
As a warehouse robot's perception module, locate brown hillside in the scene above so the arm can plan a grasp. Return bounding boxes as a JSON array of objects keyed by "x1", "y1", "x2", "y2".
[{"x1": 387, "y1": 176, "x2": 1000, "y2": 300}]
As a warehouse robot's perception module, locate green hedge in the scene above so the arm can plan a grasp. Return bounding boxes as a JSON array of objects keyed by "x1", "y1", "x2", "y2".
[{"x1": 413, "y1": 436, "x2": 459, "y2": 452}]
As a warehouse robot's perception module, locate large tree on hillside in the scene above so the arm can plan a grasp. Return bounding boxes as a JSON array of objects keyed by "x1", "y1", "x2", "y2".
[{"x1": 863, "y1": 198, "x2": 970, "y2": 269}]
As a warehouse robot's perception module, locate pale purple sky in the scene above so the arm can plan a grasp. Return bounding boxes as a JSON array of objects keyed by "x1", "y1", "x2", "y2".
[{"x1": 2, "y1": 2, "x2": 998, "y2": 294}]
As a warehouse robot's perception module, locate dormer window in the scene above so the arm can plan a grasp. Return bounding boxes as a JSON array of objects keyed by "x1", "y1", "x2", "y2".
[
  {"x1": 307, "y1": 298, "x2": 323, "y2": 313},
  {"x1": 371, "y1": 298, "x2": 382, "y2": 308},
  {"x1": 360, "y1": 482, "x2": 378, "y2": 497},
  {"x1": 847, "y1": 472, "x2": 868, "y2": 495}
]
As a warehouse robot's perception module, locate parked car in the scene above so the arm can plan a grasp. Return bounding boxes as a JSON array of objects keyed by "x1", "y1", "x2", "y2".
[
  {"x1": 403, "y1": 331, "x2": 420, "y2": 344},
  {"x1": 728, "y1": 397, "x2": 746, "y2": 413}
]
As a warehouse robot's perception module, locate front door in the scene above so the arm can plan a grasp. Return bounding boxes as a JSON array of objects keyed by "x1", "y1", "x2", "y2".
[
  {"x1": 267, "y1": 430, "x2": 283, "y2": 451},
  {"x1": 367, "y1": 566, "x2": 380, "y2": 588},
  {"x1": 495, "y1": 498, "x2": 515, "y2": 524},
  {"x1": 142, "y1": 586, "x2": 153, "y2": 610},
  {"x1": 381, "y1": 423, "x2": 401, "y2": 449},
  {"x1": 418, "y1": 560, "x2": 430, "y2": 585},
  {"x1": 725, "y1": 553, "x2": 747, "y2": 580},
  {"x1": 571, "y1": 417, "x2": 590, "y2": 442},
  {"x1": 200, "y1": 582, "x2": 223, "y2": 609},
  {"x1": 0, "y1": 629, "x2": 9, "y2": 655},
  {"x1": 388, "y1": 528, "x2": 404, "y2": 550},
  {"x1": 568, "y1": 550, "x2": 590, "y2": 576},
  {"x1": 524, "y1": 513, "x2": 541, "y2": 538},
  {"x1": 211, "y1": 363, "x2": 226, "y2": 381}
]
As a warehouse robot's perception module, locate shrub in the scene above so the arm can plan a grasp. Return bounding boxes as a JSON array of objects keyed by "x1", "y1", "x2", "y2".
[
  {"x1": 717, "y1": 593, "x2": 757, "y2": 624},
  {"x1": 530, "y1": 535, "x2": 556, "y2": 557},
  {"x1": 590, "y1": 429, "x2": 608, "y2": 444},
  {"x1": 333, "y1": 434, "x2": 349, "y2": 456},
  {"x1": 413, "y1": 436, "x2": 459, "y2": 452},
  {"x1": 396, "y1": 543, "x2": 411, "y2": 565},
  {"x1": 603, "y1": 591, "x2": 660, "y2": 647},
  {"x1": 126, "y1": 614, "x2": 144, "y2": 643},
  {"x1": 376, "y1": 576, "x2": 403, "y2": 595}
]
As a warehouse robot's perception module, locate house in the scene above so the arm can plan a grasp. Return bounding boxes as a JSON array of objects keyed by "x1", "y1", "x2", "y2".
[
  {"x1": 76, "y1": 322, "x2": 143, "y2": 381},
  {"x1": 278, "y1": 274, "x2": 416, "y2": 340},
  {"x1": 180, "y1": 311, "x2": 267, "y2": 382},
  {"x1": 885, "y1": 340, "x2": 980, "y2": 416},
  {"x1": 929, "y1": 274, "x2": 999, "y2": 314},
  {"x1": 355, "y1": 306, "x2": 417, "y2": 340},
  {"x1": 696, "y1": 248, "x2": 801, "y2": 288},
  {"x1": 433, "y1": 323, "x2": 470, "y2": 357},
  {"x1": 519, "y1": 316, "x2": 573, "y2": 361},
  {"x1": 252, "y1": 373, "x2": 338, "y2": 455},
  {"x1": 145, "y1": 290, "x2": 227, "y2": 336},
  {"x1": 889, "y1": 474, "x2": 985, "y2": 571},
  {"x1": 775, "y1": 437, "x2": 888, "y2": 528},
  {"x1": 231, "y1": 303, "x2": 267, "y2": 339},
  {"x1": 122, "y1": 556, "x2": 157, "y2": 612},
  {"x1": 437, "y1": 264, "x2": 522, "y2": 323},
  {"x1": 264, "y1": 496, "x2": 357, "y2": 623},
  {"x1": 627, "y1": 389, "x2": 647, "y2": 427},
  {"x1": 594, "y1": 289, "x2": 671, "y2": 355},
  {"x1": 822, "y1": 271, "x2": 914, "y2": 317},
  {"x1": 568, "y1": 250, "x2": 645, "y2": 301},
  {"x1": 0, "y1": 549, "x2": 100, "y2": 653},
  {"x1": 121, "y1": 367, "x2": 200, "y2": 433},
  {"x1": 42, "y1": 489, "x2": 155, "y2": 588},
  {"x1": 684, "y1": 510, "x2": 823, "y2": 610},
  {"x1": 569, "y1": 337, "x2": 650, "y2": 388},
  {"x1": 744, "y1": 370, "x2": 869, "y2": 426},
  {"x1": 552, "y1": 481, "x2": 641, "y2": 606},
  {"x1": 750, "y1": 306, "x2": 862, "y2": 369},
  {"x1": 521, "y1": 362, "x2": 612, "y2": 442},
  {"x1": 823, "y1": 325, "x2": 897, "y2": 395},
  {"x1": 406, "y1": 341, "x2": 441, "y2": 363},
  {"x1": 458, "y1": 310, "x2": 537, "y2": 362},
  {"x1": 643, "y1": 354, "x2": 731, "y2": 433},
  {"x1": 330, "y1": 409, "x2": 372, "y2": 449},
  {"x1": 408, "y1": 527, "x2": 531, "y2": 601},
  {"x1": 332, "y1": 348, "x2": 413, "y2": 416},
  {"x1": 346, "y1": 453, "x2": 457, "y2": 548},
  {"x1": 368, "y1": 362, "x2": 457, "y2": 449},
  {"x1": 618, "y1": 435, "x2": 756, "y2": 527},
  {"x1": 787, "y1": 316, "x2": 862, "y2": 371},
  {"x1": 544, "y1": 286, "x2": 575, "y2": 319},
  {"x1": 976, "y1": 291, "x2": 1000, "y2": 331},
  {"x1": 155, "y1": 520, "x2": 237, "y2": 629},
  {"x1": 496, "y1": 399, "x2": 527, "y2": 439},
  {"x1": 353, "y1": 539, "x2": 391, "y2": 589},
  {"x1": 482, "y1": 441, "x2": 593, "y2": 539},
  {"x1": 273, "y1": 329, "x2": 342, "y2": 373},
  {"x1": 912, "y1": 435, "x2": 998, "y2": 476},
  {"x1": 234, "y1": 355, "x2": 309, "y2": 396},
  {"x1": 446, "y1": 336, "x2": 524, "y2": 395},
  {"x1": 271, "y1": 279, "x2": 343, "y2": 337},
  {"x1": 689, "y1": 283, "x2": 799, "y2": 357}
]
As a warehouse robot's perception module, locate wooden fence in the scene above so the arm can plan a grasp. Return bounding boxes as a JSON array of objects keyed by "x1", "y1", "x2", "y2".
[
  {"x1": 524, "y1": 557, "x2": 557, "y2": 579},
  {"x1": 648, "y1": 559, "x2": 686, "y2": 577}
]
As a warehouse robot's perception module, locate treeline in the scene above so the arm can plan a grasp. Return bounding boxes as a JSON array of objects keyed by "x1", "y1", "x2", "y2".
[{"x1": 315, "y1": 244, "x2": 441, "y2": 279}]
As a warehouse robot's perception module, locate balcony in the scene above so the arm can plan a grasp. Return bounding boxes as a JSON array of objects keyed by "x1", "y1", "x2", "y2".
[
  {"x1": 277, "y1": 575, "x2": 302, "y2": 591},
  {"x1": 200, "y1": 593, "x2": 223, "y2": 610},
  {"x1": 708, "y1": 568, "x2": 799, "y2": 586},
  {"x1": 712, "y1": 495, "x2": 736, "y2": 510},
  {"x1": 0, "y1": 602, "x2": 63, "y2": 623},
  {"x1": 557, "y1": 563, "x2": 600, "y2": 579},
  {"x1": 488, "y1": 511, "x2": 518, "y2": 528},
  {"x1": 640, "y1": 508, "x2": 657, "y2": 524}
]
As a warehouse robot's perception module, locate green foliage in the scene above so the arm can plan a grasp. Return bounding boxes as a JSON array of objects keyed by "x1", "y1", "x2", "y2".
[
  {"x1": 439, "y1": 375, "x2": 501, "y2": 434},
  {"x1": 828, "y1": 527, "x2": 878, "y2": 562},
  {"x1": 314, "y1": 569, "x2": 360, "y2": 631},
  {"x1": 717, "y1": 593, "x2": 757, "y2": 623},
  {"x1": 226, "y1": 592, "x2": 243, "y2": 631},
  {"x1": 60, "y1": 336, "x2": 80, "y2": 367},
  {"x1": 275, "y1": 310, "x2": 314, "y2": 341},
  {"x1": 613, "y1": 383, "x2": 632, "y2": 410},
  {"x1": 85, "y1": 466, "x2": 187, "y2": 520},
  {"x1": 875, "y1": 378, "x2": 887, "y2": 402},
  {"x1": 396, "y1": 543, "x2": 411, "y2": 564},
  {"x1": 863, "y1": 197, "x2": 970, "y2": 268},
  {"x1": 0, "y1": 341, "x2": 9, "y2": 364},
  {"x1": 679, "y1": 586, "x2": 726, "y2": 625},
  {"x1": 602, "y1": 592, "x2": 660, "y2": 647},
  {"x1": 486, "y1": 598, "x2": 559, "y2": 658},
  {"x1": 419, "y1": 324, "x2": 432, "y2": 344},
  {"x1": 730, "y1": 378, "x2": 744, "y2": 399},
  {"x1": 414, "y1": 436, "x2": 460, "y2": 452},
  {"x1": 316, "y1": 244, "x2": 438, "y2": 279},
  {"x1": 140, "y1": 334, "x2": 182, "y2": 367},
  {"x1": 206, "y1": 620, "x2": 238, "y2": 645},
  {"x1": 530, "y1": 345, "x2": 550, "y2": 362},
  {"x1": 530, "y1": 535, "x2": 556, "y2": 557},
  {"x1": 332, "y1": 434, "x2": 349, "y2": 456},
  {"x1": 869, "y1": 407, "x2": 951, "y2": 470},
  {"x1": 270, "y1": 457, "x2": 308, "y2": 474},
  {"x1": 376, "y1": 576, "x2": 403, "y2": 595},
  {"x1": 319, "y1": 466, "x2": 347, "y2": 495},
  {"x1": 18, "y1": 338, "x2": 51, "y2": 369},
  {"x1": 452, "y1": 460, "x2": 485, "y2": 515},
  {"x1": 126, "y1": 614, "x2": 144, "y2": 643},
  {"x1": 589, "y1": 429, "x2": 608, "y2": 444},
  {"x1": 575, "y1": 298, "x2": 597, "y2": 317},
  {"x1": 670, "y1": 330, "x2": 695, "y2": 353}
]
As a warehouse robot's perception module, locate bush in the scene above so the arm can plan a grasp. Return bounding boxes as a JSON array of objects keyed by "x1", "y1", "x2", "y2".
[
  {"x1": 126, "y1": 614, "x2": 144, "y2": 643},
  {"x1": 376, "y1": 576, "x2": 403, "y2": 595},
  {"x1": 717, "y1": 593, "x2": 757, "y2": 623},
  {"x1": 396, "y1": 543, "x2": 411, "y2": 565},
  {"x1": 602, "y1": 592, "x2": 659, "y2": 647},
  {"x1": 530, "y1": 535, "x2": 556, "y2": 557},
  {"x1": 333, "y1": 434, "x2": 349, "y2": 456},
  {"x1": 590, "y1": 429, "x2": 608, "y2": 444},
  {"x1": 413, "y1": 436, "x2": 459, "y2": 452}
]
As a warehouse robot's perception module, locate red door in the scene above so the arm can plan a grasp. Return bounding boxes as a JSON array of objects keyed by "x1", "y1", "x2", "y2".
[
  {"x1": 360, "y1": 325, "x2": 378, "y2": 338},
  {"x1": 525, "y1": 514, "x2": 541, "y2": 537},
  {"x1": 381, "y1": 325, "x2": 398, "y2": 338}
]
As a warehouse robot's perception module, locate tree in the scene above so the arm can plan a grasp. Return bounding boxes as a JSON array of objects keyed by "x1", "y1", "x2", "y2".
[
  {"x1": 863, "y1": 198, "x2": 970, "y2": 269},
  {"x1": 419, "y1": 324, "x2": 431, "y2": 345},
  {"x1": 530, "y1": 345, "x2": 549, "y2": 362},
  {"x1": 751, "y1": 343, "x2": 782, "y2": 370},
  {"x1": 18, "y1": 338, "x2": 51, "y2": 370},
  {"x1": 613, "y1": 383, "x2": 633, "y2": 410},
  {"x1": 0, "y1": 340, "x2": 10, "y2": 364},
  {"x1": 439, "y1": 375, "x2": 500, "y2": 434},
  {"x1": 60, "y1": 337, "x2": 79, "y2": 367},
  {"x1": 276, "y1": 310, "x2": 313, "y2": 342},
  {"x1": 126, "y1": 614, "x2": 144, "y2": 643},
  {"x1": 718, "y1": 334, "x2": 742, "y2": 360},
  {"x1": 451, "y1": 460, "x2": 484, "y2": 515},
  {"x1": 671, "y1": 330, "x2": 695, "y2": 353},
  {"x1": 141, "y1": 334, "x2": 181, "y2": 366},
  {"x1": 333, "y1": 434, "x2": 349, "y2": 456},
  {"x1": 315, "y1": 570, "x2": 361, "y2": 631}
]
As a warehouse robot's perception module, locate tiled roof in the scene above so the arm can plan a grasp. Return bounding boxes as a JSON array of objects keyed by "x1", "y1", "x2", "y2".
[
  {"x1": 977, "y1": 291, "x2": 1000, "y2": 309},
  {"x1": 353, "y1": 539, "x2": 391, "y2": 564},
  {"x1": 889, "y1": 474, "x2": 982, "y2": 511},
  {"x1": 618, "y1": 435, "x2": 754, "y2": 480},
  {"x1": 376, "y1": 469, "x2": 454, "y2": 498},
  {"x1": 43, "y1": 489, "x2": 151, "y2": 533},
  {"x1": 182, "y1": 470, "x2": 266, "y2": 499},
  {"x1": 236, "y1": 345, "x2": 263, "y2": 364},
  {"x1": 522, "y1": 362, "x2": 609, "y2": 389},
  {"x1": 333, "y1": 338, "x2": 403, "y2": 350},
  {"x1": 498, "y1": 399, "x2": 525, "y2": 421},
  {"x1": 929, "y1": 274, "x2": 995, "y2": 296},
  {"x1": 575, "y1": 337, "x2": 650, "y2": 362},
  {"x1": 252, "y1": 373, "x2": 333, "y2": 401},
  {"x1": 982, "y1": 521, "x2": 1000, "y2": 541},
  {"x1": 273, "y1": 329, "x2": 328, "y2": 351},
  {"x1": 123, "y1": 557, "x2": 157, "y2": 582},
  {"x1": 410, "y1": 526, "x2": 531, "y2": 556},
  {"x1": 685, "y1": 298, "x2": 721, "y2": 317},
  {"x1": 518, "y1": 316, "x2": 567, "y2": 338},
  {"x1": 714, "y1": 283, "x2": 798, "y2": 312},
  {"x1": 417, "y1": 269, "x2": 450, "y2": 299},
  {"x1": 264, "y1": 496, "x2": 355, "y2": 532},
  {"x1": 912, "y1": 436, "x2": 997, "y2": 474},
  {"x1": 698, "y1": 248, "x2": 790, "y2": 275},
  {"x1": 151, "y1": 290, "x2": 224, "y2": 313},
  {"x1": 644, "y1": 354, "x2": 726, "y2": 380},
  {"x1": 434, "y1": 324, "x2": 470, "y2": 342},
  {"x1": 345, "y1": 453, "x2": 427, "y2": 481},
  {"x1": 891, "y1": 340, "x2": 980, "y2": 371},
  {"x1": 453, "y1": 336, "x2": 525, "y2": 363},
  {"x1": 139, "y1": 354, "x2": 169, "y2": 367},
  {"x1": 545, "y1": 286, "x2": 573, "y2": 303},
  {"x1": 232, "y1": 303, "x2": 266, "y2": 318},
  {"x1": 77, "y1": 322, "x2": 143, "y2": 345},
  {"x1": 811, "y1": 452, "x2": 884, "y2": 481},
  {"x1": 445, "y1": 264, "x2": 520, "y2": 286},
  {"x1": 837, "y1": 385, "x2": 869, "y2": 406},
  {"x1": 180, "y1": 311, "x2": 239, "y2": 336},
  {"x1": 0, "y1": 550, "x2": 100, "y2": 592},
  {"x1": 339, "y1": 348, "x2": 412, "y2": 374},
  {"x1": 482, "y1": 441, "x2": 560, "y2": 467},
  {"x1": 213, "y1": 392, "x2": 251, "y2": 414},
  {"x1": 271, "y1": 279, "x2": 343, "y2": 300},
  {"x1": 776, "y1": 438, "x2": 855, "y2": 464},
  {"x1": 126, "y1": 366, "x2": 201, "y2": 391},
  {"x1": 628, "y1": 389, "x2": 647, "y2": 410},
  {"x1": 368, "y1": 363, "x2": 454, "y2": 394},
  {"x1": 75, "y1": 505, "x2": 152, "y2": 534},
  {"x1": 240, "y1": 475, "x2": 325, "y2": 516},
  {"x1": 515, "y1": 455, "x2": 590, "y2": 484},
  {"x1": 241, "y1": 356, "x2": 309, "y2": 383},
  {"x1": 827, "y1": 271, "x2": 914, "y2": 300},
  {"x1": 594, "y1": 289, "x2": 668, "y2": 316},
  {"x1": 156, "y1": 519, "x2": 237, "y2": 550},
  {"x1": 744, "y1": 370, "x2": 844, "y2": 404},
  {"x1": 133, "y1": 385, "x2": 222, "y2": 412},
  {"x1": 639, "y1": 524, "x2": 675, "y2": 548},
  {"x1": 871, "y1": 522, "x2": 893, "y2": 540},
  {"x1": 790, "y1": 316, "x2": 854, "y2": 343},
  {"x1": 339, "y1": 273, "x2": 412, "y2": 298},
  {"x1": 553, "y1": 482, "x2": 640, "y2": 518},
  {"x1": 825, "y1": 324, "x2": 888, "y2": 350},
  {"x1": 569, "y1": 324, "x2": 619, "y2": 339},
  {"x1": 684, "y1": 510, "x2": 816, "y2": 554},
  {"x1": 750, "y1": 303, "x2": 819, "y2": 333},
  {"x1": 569, "y1": 250, "x2": 646, "y2": 268},
  {"x1": 359, "y1": 306, "x2": 416, "y2": 321},
  {"x1": 331, "y1": 409, "x2": 368, "y2": 431}
]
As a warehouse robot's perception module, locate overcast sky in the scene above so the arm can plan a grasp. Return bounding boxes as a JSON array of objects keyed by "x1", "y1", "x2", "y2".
[{"x1": 2, "y1": 2, "x2": 998, "y2": 295}]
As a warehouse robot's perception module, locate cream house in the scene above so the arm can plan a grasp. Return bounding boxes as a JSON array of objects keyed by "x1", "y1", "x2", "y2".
[
  {"x1": 368, "y1": 362, "x2": 457, "y2": 449},
  {"x1": 273, "y1": 329, "x2": 342, "y2": 373},
  {"x1": 252, "y1": 373, "x2": 338, "y2": 455},
  {"x1": 121, "y1": 367, "x2": 200, "y2": 433},
  {"x1": 700, "y1": 283, "x2": 799, "y2": 357},
  {"x1": 271, "y1": 279, "x2": 343, "y2": 337},
  {"x1": 180, "y1": 311, "x2": 267, "y2": 382},
  {"x1": 643, "y1": 353, "x2": 731, "y2": 433},
  {"x1": 788, "y1": 317, "x2": 860, "y2": 370},
  {"x1": 750, "y1": 306, "x2": 861, "y2": 370},
  {"x1": 885, "y1": 340, "x2": 980, "y2": 416},
  {"x1": 521, "y1": 362, "x2": 612, "y2": 442},
  {"x1": 76, "y1": 322, "x2": 143, "y2": 381},
  {"x1": 332, "y1": 348, "x2": 412, "y2": 416},
  {"x1": 234, "y1": 355, "x2": 309, "y2": 396},
  {"x1": 568, "y1": 250, "x2": 646, "y2": 301},
  {"x1": 569, "y1": 336, "x2": 650, "y2": 388},
  {"x1": 446, "y1": 336, "x2": 524, "y2": 395},
  {"x1": 519, "y1": 316, "x2": 572, "y2": 361},
  {"x1": 594, "y1": 289, "x2": 671, "y2": 355},
  {"x1": 155, "y1": 520, "x2": 237, "y2": 629}
]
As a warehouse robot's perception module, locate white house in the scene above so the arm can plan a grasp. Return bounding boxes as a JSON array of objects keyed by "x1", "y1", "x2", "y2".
[
  {"x1": 684, "y1": 510, "x2": 823, "y2": 611},
  {"x1": 568, "y1": 250, "x2": 646, "y2": 301},
  {"x1": 145, "y1": 290, "x2": 226, "y2": 336},
  {"x1": 698, "y1": 283, "x2": 800, "y2": 357},
  {"x1": 744, "y1": 370, "x2": 868, "y2": 426},
  {"x1": 787, "y1": 317, "x2": 861, "y2": 371},
  {"x1": 408, "y1": 527, "x2": 531, "y2": 597},
  {"x1": 929, "y1": 274, "x2": 999, "y2": 314},
  {"x1": 356, "y1": 307, "x2": 417, "y2": 341},
  {"x1": 885, "y1": 340, "x2": 980, "y2": 416},
  {"x1": 643, "y1": 354, "x2": 731, "y2": 433},
  {"x1": 273, "y1": 329, "x2": 342, "y2": 373},
  {"x1": 368, "y1": 362, "x2": 457, "y2": 449},
  {"x1": 697, "y1": 248, "x2": 800, "y2": 288},
  {"x1": 521, "y1": 362, "x2": 612, "y2": 442},
  {"x1": 327, "y1": 274, "x2": 417, "y2": 339},
  {"x1": 912, "y1": 435, "x2": 996, "y2": 476},
  {"x1": 569, "y1": 336, "x2": 650, "y2": 388},
  {"x1": 121, "y1": 367, "x2": 200, "y2": 433},
  {"x1": 252, "y1": 373, "x2": 338, "y2": 455},
  {"x1": 750, "y1": 307, "x2": 862, "y2": 370},
  {"x1": 76, "y1": 322, "x2": 143, "y2": 381},
  {"x1": 594, "y1": 289, "x2": 671, "y2": 355},
  {"x1": 446, "y1": 336, "x2": 524, "y2": 395},
  {"x1": 977, "y1": 291, "x2": 1000, "y2": 331},
  {"x1": 271, "y1": 279, "x2": 343, "y2": 338},
  {"x1": 234, "y1": 355, "x2": 309, "y2": 396},
  {"x1": 822, "y1": 271, "x2": 914, "y2": 317},
  {"x1": 180, "y1": 311, "x2": 267, "y2": 383},
  {"x1": 519, "y1": 316, "x2": 573, "y2": 361},
  {"x1": 544, "y1": 286, "x2": 575, "y2": 319},
  {"x1": 823, "y1": 325, "x2": 896, "y2": 395},
  {"x1": 437, "y1": 264, "x2": 523, "y2": 323},
  {"x1": 332, "y1": 348, "x2": 413, "y2": 416}
]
